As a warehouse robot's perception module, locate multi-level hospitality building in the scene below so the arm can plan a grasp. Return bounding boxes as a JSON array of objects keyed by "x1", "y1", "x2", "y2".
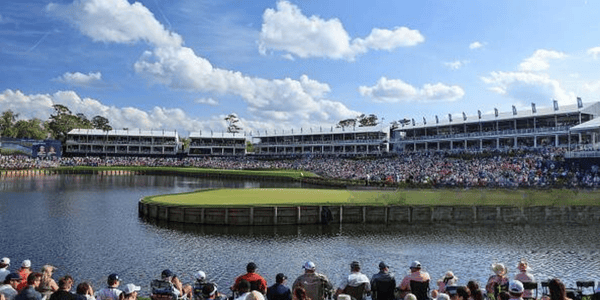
[
  {"x1": 252, "y1": 126, "x2": 389, "y2": 157},
  {"x1": 391, "y1": 100, "x2": 600, "y2": 153},
  {"x1": 187, "y1": 132, "x2": 247, "y2": 156},
  {"x1": 65, "y1": 129, "x2": 180, "y2": 156}
]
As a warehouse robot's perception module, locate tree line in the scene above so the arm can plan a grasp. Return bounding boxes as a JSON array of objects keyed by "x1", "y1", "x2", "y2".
[{"x1": 0, "y1": 105, "x2": 112, "y2": 143}]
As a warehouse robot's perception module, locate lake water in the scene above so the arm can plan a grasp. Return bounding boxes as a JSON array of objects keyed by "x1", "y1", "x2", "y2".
[{"x1": 0, "y1": 174, "x2": 598, "y2": 296}]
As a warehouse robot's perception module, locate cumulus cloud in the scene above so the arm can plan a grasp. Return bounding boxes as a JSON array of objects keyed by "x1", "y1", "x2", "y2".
[
  {"x1": 359, "y1": 77, "x2": 465, "y2": 103},
  {"x1": 587, "y1": 47, "x2": 600, "y2": 59},
  {"x1": 47, "y1": 0, "x2": 359, "y2": 126},
  {"x1": 54, "y1": 71, "x2": 103, "y2": 87},
  {"x1": 469, "y1": 41, "x2": 483, "y2": 49},
  {"x1": 0, "y1": 89, "x2": 217, "y2": 133},
  {"x1": 194, "y1": 98, "x2": 219, "y2": 106},
  {"x1": 258, "y1": 1, "x2": 424, "y2": 61},
  {"x1": 482, "y1": 71, "x2": 575, "y2": 105},
  {"x1": 519, "y1": 49, "x2": 566, "y2": 72}
]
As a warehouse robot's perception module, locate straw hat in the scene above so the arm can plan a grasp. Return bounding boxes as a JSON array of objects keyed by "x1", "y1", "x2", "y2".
[{"x1": 491, "y1": 263, "x2": 507, "y2": 276}]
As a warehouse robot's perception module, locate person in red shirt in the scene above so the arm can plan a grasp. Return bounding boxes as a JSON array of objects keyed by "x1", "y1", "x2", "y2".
[
  {"x1": 232, "y1": 263, "x2": 267, "y2": 295},
  {"x1": 16, "y1": 261, "x2": 32, "y2": 292}
]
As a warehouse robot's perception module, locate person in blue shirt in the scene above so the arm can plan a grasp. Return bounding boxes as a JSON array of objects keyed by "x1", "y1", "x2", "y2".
[{"x1": 267, "y1": 274, "x2": 291, "y2": 300}]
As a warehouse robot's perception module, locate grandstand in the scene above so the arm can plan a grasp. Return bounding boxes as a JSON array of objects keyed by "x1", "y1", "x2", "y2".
[
  {"x1": 391, "y1": 99, "x2": 600, "y2": 153},
  {"x1": 188, "y1": 132, "x2": 247, "y2": 156},
  {"x1": 252, "y1": 126, "x2": 389, "y2": 157},
  {"x1": 65, "y1": 129, "x2": 181, "y2": 156}
]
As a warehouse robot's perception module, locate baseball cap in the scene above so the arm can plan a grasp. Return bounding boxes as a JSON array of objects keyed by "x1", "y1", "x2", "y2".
[
  {"x1": 122, "y1": 283, "x2": 141, "y2": 294},
  {"x1": 350, "y1": 261, "x2": 360, "y2": 269},
  {"x1": 379, "y1": 261, "x2": 390, "y2": 269},
  {"x1": 303, "y1": 261, "x2": 316, "y2": 270},
  {"x1": 410, "y1": 261, "x2": 421, "y2": 269},
  {"x1": 6, "y1": 273, "x2": 21, "y2": 281},
  {"x1": 446, "y1": 286, "x2": 458, "y2": 296},
  {"x1": 195, "y1": 271, "x2": 206, "y2": 281},
  {"x1": 22, "y1": 260, "x2": 32, "y2": 268},
  {"x1": 1, "y1": 257, "x2": 10, "y2": 265},
  {"x1": 509, "y1": 280, "x2": 524, "y2": 294},
  {"x1": 161, "y1": 269, "x2": 174, "y2": 278},
  {"x1": 437, "y1": 294, "x2": 450, "y2": 300},
  {"x1": 276, "y1": 273, "x2": 287, "y2": 282},
  {"x1": 108, "y1": 274, "x2": 120, "y2": 281}
]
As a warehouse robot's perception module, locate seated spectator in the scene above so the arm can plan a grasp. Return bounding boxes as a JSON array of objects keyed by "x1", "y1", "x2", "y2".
[
  {"x1": 192, "y1": 271, "x2": 209, "y2": 300},
  {"x1": 16, "y1": 261, "x2": 31, "y2": 292},
  {"x1": 201, "y1": 283, "x2": 227, "y2": 300},
  {"x1": 49, "y1": 276, "x2": 77, "y2": 300},
  {"x1": 0, "y1": 258, "x2": 10, "y2": 283},
  {"x1": 0, "y1": 273, "x2": 21, "y2": 300},
  {"x1": 95, "y1": 274, "x2": 122, "y2": 300},
  {"x1": 335, "y1": 261, "x2": 370, "y2": 300},
  {"x1": 15, "y1": 272, "x2": 43, "y2": 300},
  {"x1": 232, "y1": 263, "x2": 267, "y2": 295},
  {"x1": 119, "y1": 284, "x2": 140, "y2": 300},
  {"x1": 507, "y1": 281, "x2": 524, "y2": 300},
  {"x1": 398, "y1": 261, "x2": 430, "y2": 300},
  {"x1": 234, "y1": 280, "x2": 252, "y2": 300},
  {"x1": 486, "y1": 263, "x2": 508, "y2": 299},
  {"x1": 267, "y1": 274, "x2": 291, "y2": 300},
  {"x1": 37, "y1": 265, "x2": 58, "y2": 300},
  {"x1": 75, "y1": 282, "x2": 95, "y2": 300}
]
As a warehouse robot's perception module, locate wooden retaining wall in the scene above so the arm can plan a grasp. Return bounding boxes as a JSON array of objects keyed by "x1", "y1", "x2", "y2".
[{"x1": 138, "y1": 201, "x2": 600, "y2": 226}]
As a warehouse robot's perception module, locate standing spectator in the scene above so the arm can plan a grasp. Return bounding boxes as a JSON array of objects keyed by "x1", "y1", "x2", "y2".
[
  {"x1": 232, "y1": 263, "x2": 267, "y2": 295},
  {"x1": 335, "y1": 261, "x2": 370, "y2": 300},
  {"x1": 292, "y1": 262, "x2": 333, "y2": 300},
  {"x1": 15, "y1": 273, "x2": 42, "y2": 300},
  {"x1": 267, "y1": 274, "x2": 291, "y2": 300},
  {"x1": 95, "y1": 274, "x2": 122, "y2": 300},
  {"x1": 0, "y1": 273, "x2": 21, "y2": 300},
  {"x1": 37, "y1": 265, "x2": 58, "y2": 300},
  {"x1": 0, "y1": 259, "x2": 10, "y2": 282},
  {"x1": 17, "y1": 261, "x2": 32, "y2": 292},
  {"x1": 49, "y1": 277, "x2": 77, "y2": 300},
  {"x1": 371, "y1": 262, "x2": 396, "y2": 300}
]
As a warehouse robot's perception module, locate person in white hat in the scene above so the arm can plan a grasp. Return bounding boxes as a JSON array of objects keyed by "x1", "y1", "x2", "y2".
[
  {"x1": 192, "y1": 271, "x2": 209, "y2": 300},
  {"x1": 507, "y1": 280, "x2": 524, "y2": 300},
  {"x1": 335, "y1": 261, "x2": 370, "y2": 300},
  {"x1": 291, "y1": 261, "x2": 333, "y2": 300},
  {"x1": 0, "y1": 258, "x2": 10, "y2": 283},
  {"x1": 398, "y1": 261, "x2": 430, "y2": 299},
  {"x1": 514, "y1": 260, "x2": 534, "y2": 299},
  {"x1": 485, "y1": 263, "x2": 509, "y2": 298},
  {"x1": 16, "y1": 261, "x2": 31, "y2": 292},
  {"x1": 120, "y1": 284, "x2": 140, "y2": 300}
]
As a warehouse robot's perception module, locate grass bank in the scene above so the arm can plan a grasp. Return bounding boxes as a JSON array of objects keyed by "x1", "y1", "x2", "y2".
[{"x1": 141, "y1": 188, "x2": 600, "y2": 207}]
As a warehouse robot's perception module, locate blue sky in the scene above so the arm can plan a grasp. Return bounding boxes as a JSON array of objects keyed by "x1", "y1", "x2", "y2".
[{"x1": 1, "y1": 0, "x2": 600, "y2": 136}]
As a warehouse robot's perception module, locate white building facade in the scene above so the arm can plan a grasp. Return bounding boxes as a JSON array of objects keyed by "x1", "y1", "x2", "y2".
[{"x1": 65, "y1": 129, "x2": 180, "y2": 156}]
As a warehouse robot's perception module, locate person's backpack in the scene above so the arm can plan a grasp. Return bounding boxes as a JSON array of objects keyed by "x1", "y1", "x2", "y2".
[{"x1": 151, "y1": 279, "x2": 177, "y2": 300}]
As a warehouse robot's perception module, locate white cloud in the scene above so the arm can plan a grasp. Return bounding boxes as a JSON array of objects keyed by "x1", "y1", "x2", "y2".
[
  {"x1": 0, "y1": 89, "x2": 215, "y2": 133},
  {"x1": 54, "y1": 71, "x2": 103, "y2": 87},
  {"x1": 584, "y1": 80, "x2": 600, "y2": 93},
  {"x1": 359, "y1": 77, "x2": 465, "y2": 103},
  {"x1": 469, "y1": 41, "x2": 483, "y2": 49},
  {"x1": 482, "y1": 71, "x2": 575, "y2": 105},
  {"x1": 258, "y1": 1, "x2": 424, "y2": 61},
  {"x1": 587, "y1": 47, "x2": 600, "y2": 59},
  {"x1": 47, "y1": 0, "x2": 359, "y2": 126},
  {"x1": 519, "y1": 49, "x2": 566, "y2": 72},
  {"x1": 443, "y1": 60, "x2": 468, "y2": 70},
  {"x1": 194, "y1": 98, "x2": 219, "y2": 106}
]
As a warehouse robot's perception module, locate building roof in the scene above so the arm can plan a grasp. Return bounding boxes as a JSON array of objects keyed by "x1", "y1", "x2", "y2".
[
  {"x1": 569, "y1": 117, "x2": 600, "y2": 132},
  {"x1": 253, "y1": 126, "x2": 390, "y2": 138},
  {"x1": 68, "y1": 128, "x2": 179, "y2": 138},
  {"x1": 395, "y1": 101, "x2": 599, "y2": 131},
  {"x1": 189, "y1": 131, "x2": 247, "y2": 139}
]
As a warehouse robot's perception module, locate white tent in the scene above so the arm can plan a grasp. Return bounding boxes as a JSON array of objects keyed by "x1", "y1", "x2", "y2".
[{"x1": 569, "y1": 118, "x2": 600, "y2": 132}]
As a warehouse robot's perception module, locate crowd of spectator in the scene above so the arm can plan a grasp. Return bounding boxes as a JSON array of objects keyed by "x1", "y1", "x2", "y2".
[{"x1": 1, "y1": 148, "x2": 600, "y2": 189}]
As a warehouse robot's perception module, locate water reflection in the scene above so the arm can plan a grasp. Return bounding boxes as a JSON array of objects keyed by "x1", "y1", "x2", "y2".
[{"x1": 0, "y1": 175, "x2": 598, "y2": 297}]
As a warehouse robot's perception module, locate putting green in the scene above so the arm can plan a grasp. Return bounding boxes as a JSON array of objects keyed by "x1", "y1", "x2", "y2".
[{"x1": 142, "y1": 188, "x2": 600, "y2": 207}]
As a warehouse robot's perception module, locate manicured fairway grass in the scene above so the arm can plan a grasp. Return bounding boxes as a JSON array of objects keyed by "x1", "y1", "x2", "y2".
[{"x1": 142, "y1": 188, "x2": 600, "y2": 207}]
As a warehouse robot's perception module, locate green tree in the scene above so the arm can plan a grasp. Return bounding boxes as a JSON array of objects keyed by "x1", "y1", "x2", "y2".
[
  {"x1": 357, "y1": 114, "x2": 378, "y2": 127},
  {"x1": 225, "y1": 113, "x2": 242, "y2": 133},
  {"x1": 92, "y1": 115, "x2": 112, "y2": 131},
  {"x1": 180, "y1": 137, "x2": 191, "y2": 151},
  {"x1": 47, "y1": 104, "x2": 92, "y2": 143},
  {"x1": 14, "y1": 119, "x2": 49, "y2": 140},
  {"x1": 336, "y1": 118, "x2": 356, "y2": 129},
  {"x1": 246, "y1": 141, "x2": 254, "y2": 153},
  {"x1": 0, "y1": 110, "x2": 19, "y2": 137}
]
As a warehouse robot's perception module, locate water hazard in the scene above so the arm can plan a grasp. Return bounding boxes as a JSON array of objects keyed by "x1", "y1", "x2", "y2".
[{"x1": 0, "y1": 174, "x2": 598, "y2": 296}]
